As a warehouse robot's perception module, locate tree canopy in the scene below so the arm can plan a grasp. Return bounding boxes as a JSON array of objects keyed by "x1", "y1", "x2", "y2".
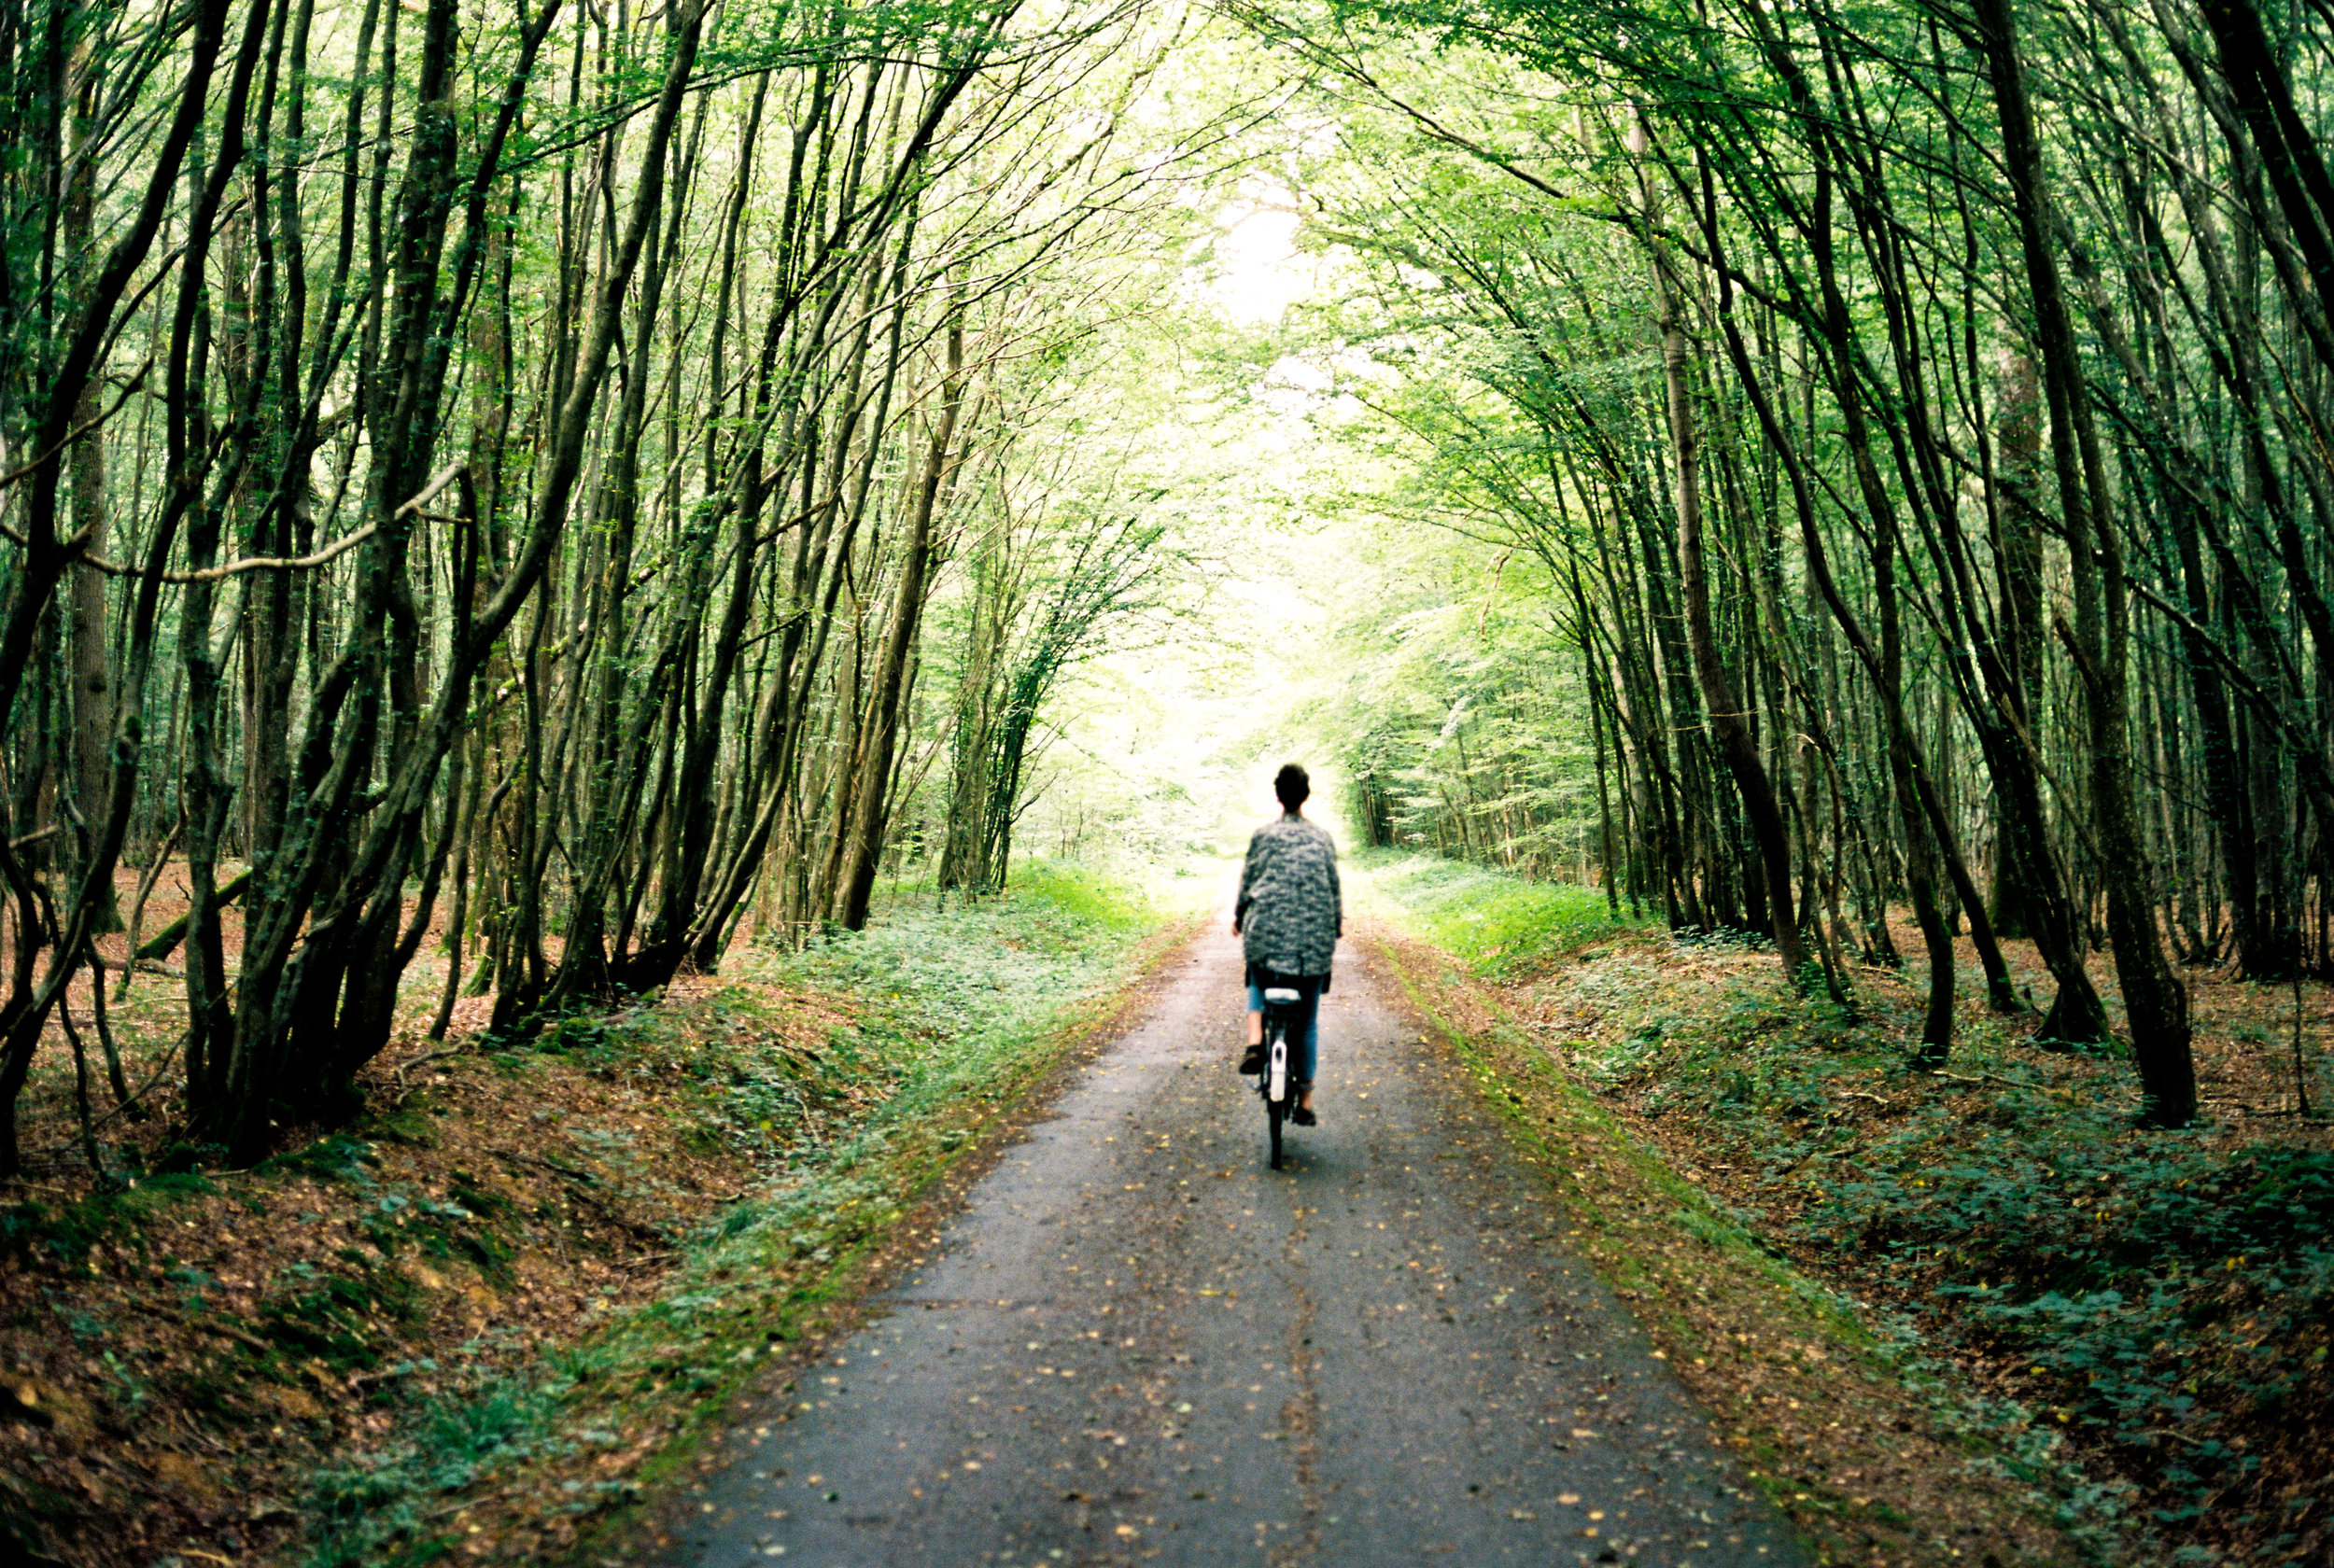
[{"x1": 5, "y1": 0, "x2": 2332, "y2": 1157}]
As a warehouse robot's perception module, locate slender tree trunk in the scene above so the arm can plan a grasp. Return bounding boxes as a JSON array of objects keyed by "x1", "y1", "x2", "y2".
[
  {"x1": 1975, "y1": 0, "x2": 2196, "y2": 1124},
  {"x1": 838, "y1": 317, "x2": 963, "y2": 930},
  {"x1": 1652, "y1": 269, "x2": 1806, "y2": 976}
]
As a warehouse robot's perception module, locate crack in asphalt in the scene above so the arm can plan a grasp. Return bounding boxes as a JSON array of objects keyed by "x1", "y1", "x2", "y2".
[{"x1": 643, "y1": 930, "x2": 1809, "y2": 1568}]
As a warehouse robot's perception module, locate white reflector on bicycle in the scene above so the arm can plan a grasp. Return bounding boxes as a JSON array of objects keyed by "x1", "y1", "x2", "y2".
[{"x1": 1261, "y1": 987, "x2": 1301, "y2": 1005}]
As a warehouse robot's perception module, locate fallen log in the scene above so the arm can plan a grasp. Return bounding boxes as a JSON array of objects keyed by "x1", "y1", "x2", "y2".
[{"x1": 127, "y1": 869, "x2": 252, "y2": 963}]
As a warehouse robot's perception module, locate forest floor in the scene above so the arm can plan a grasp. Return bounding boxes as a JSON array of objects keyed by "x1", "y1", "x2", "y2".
[
  {"x1": 1360, "y1": 854, "x2": 2333, "y2": 1568},
  {"x1": 0, "y1": 861, "x2": 1191, "y2": 1568}
]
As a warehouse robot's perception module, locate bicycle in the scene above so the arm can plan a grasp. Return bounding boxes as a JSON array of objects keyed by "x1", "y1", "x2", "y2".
[{"x1": 1256, "y1": 977, "x2": 1305, "y2": 1169}]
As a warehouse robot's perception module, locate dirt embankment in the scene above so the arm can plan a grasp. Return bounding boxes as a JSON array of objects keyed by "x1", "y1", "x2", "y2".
[
  {"x1": 0, "y1": 967, "x2": 856, "y2": 1568},
  {"x1": 2, "y1": 861, "x2": 1188, "y2": 1568}
]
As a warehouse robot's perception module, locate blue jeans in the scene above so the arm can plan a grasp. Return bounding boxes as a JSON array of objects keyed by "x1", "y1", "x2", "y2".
[{"x1": 1247, "y1": 980, "x2": 1319, "y2": 1088}]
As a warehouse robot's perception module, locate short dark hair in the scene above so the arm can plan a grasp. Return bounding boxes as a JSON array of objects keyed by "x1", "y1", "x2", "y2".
[{"x1": 1273, "y1": 763, "x2": 1311, "y2": 810}]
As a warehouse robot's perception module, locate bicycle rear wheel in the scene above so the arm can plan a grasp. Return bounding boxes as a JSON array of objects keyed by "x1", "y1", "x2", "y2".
[{"x1": 1264, "y1": 1025, "x2": 1287, "y2": 1169}]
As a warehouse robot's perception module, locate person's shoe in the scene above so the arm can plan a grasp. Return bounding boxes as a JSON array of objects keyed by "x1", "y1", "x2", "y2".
[
  {"x1": 1238, "y1": 1047, "x2": 1265, "y2": 1075},
  {"x1": 1290, "y1": 1104, "x2": 1316, "y2": 1126}
]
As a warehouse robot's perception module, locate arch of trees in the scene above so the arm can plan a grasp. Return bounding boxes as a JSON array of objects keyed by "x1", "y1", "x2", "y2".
[{"x1": 10, "y1": 0, "x2": 2328, "y2": 1161}]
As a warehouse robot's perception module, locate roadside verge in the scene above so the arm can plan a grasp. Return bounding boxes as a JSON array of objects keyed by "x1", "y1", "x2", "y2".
[
  {"x1": 1368, "y1": 924, "x2": 2100, "y2": 1568},
  {"x1": 339, "y1": 887, "x2": 1206, "y2": 1568}
]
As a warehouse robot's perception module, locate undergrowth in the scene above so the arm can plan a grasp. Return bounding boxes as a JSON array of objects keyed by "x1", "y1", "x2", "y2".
[
  {"x1": 1807, "y1": 1112, "x2": 2331, "y2": 1552},
  {"x1": 1580, "y1": 976, "x2": 2330, "y2": 1559},
  {"x1": 300, "y1": 859, "x2": 1165, "y2": 1568}
]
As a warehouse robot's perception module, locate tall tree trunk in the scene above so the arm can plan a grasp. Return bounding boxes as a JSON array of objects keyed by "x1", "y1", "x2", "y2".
[
  {"x1": 837, "y1": 318, "x2": 963, "y2": 930},
  {"x1": 63, "y1": 69, "x2": 120, "y2": 933},
  {"x1": 1987, "y1": 348, "x2": 2046, "y2": 939},
  {"x1": 1975, "y1": 0, "x2": 2196, "y2": 1125}
]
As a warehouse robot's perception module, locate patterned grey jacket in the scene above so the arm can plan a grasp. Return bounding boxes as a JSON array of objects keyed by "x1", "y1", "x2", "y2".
[{"x1": 1236, "y1": 812, "x2": 1343, "y2": 976}]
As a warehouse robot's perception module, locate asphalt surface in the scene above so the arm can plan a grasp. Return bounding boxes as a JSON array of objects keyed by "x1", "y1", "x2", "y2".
[{"x1": 650, "y1": 930, "x2": 1809, "y2": 1568}]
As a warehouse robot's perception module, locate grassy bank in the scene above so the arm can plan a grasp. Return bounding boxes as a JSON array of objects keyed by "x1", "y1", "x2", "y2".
[
  {"x1": 1352, "y1": 851, "x2": 1647, "y2": 976},
  {"x1": 1359, "y1": 855, "x2": 2333, "y2": 1568},
  {"x1": 0, "y1": 861, "x2": 1181, "y2": 1568}
]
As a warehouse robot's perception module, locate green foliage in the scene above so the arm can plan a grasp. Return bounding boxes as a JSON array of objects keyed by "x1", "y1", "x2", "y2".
[
  {"x1": 739, "y1": 858, "x2": 1156, "y2": 1136},
  {"x1": 1806, "y1": 1121, "x2": 2332, "y2": 1502},
  {"x1": 256, "y1": 1134, "x2": 383, "y2": 1183},
  {"x1": 1360, "y1": 849, "x2": 1649, "y2": 974},
  {"x1": 995, "y1": 858, "x2": 1158, "y2": 935},
  {"x1": 1304, "y1": 519, "x2": 1617, "y2": 879},
  {"x1": 260, "y1": 1255, "x2": 429, "y2": 1375},
  {"x1": 306, "y1": 1382, "x2": 569, "y2": 1568}
]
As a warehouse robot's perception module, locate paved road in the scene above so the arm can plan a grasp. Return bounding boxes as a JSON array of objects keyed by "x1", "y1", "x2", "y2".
[{"x1": 649, "y1": 931, "x2": 1807, "y2": 1568}]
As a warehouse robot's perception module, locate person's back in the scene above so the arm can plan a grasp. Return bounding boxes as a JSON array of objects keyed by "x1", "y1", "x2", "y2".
[{"x1": 1232, "y1": 763, "x2": 1342, "y2": 1122}]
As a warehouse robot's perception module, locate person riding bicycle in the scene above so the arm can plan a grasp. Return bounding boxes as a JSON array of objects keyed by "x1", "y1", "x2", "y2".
[{"x1": 1232, "y1": 763, "x2": 1343, "y2": 1126}]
